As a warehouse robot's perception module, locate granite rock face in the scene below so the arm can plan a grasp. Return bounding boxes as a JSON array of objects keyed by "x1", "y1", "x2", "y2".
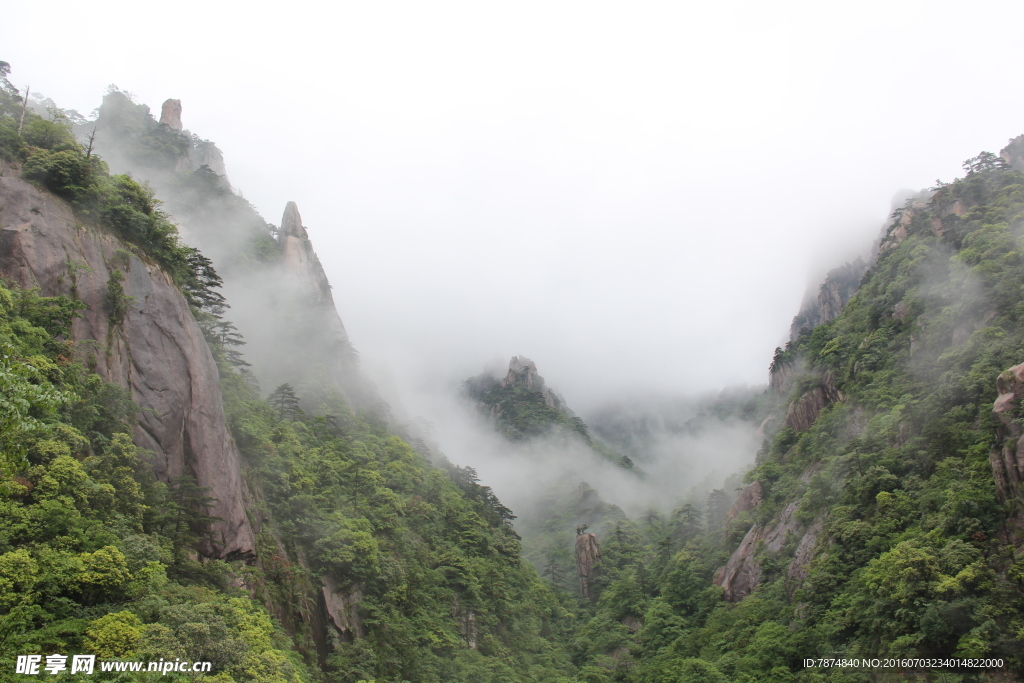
[
  {"x1": 260, "y1": 201, "x2": 367, "y2": 405},
  {"x1": 713, "y1": 500, "x2": 802, "y2": 601},
  {"x1": 788, "y1": 259, "x2": 868, "y2": 342},
  {"x1": 279, "y1": 201, "x2": 338, "y2": 307},
  {"x1": 0, "y1": 161, "x2": 255, "y2": 559},
  {"x1": 783, "y1": 370, "x2": 842, "y2": 432},
  {"x1": 159, "y1": 98, "x2": 183, "y2": 131},
  {"x1": 726, "y1": 481, "x2": 762, "y2": 522}
]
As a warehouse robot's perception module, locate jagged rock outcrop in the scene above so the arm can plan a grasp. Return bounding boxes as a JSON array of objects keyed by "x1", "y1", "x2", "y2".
[
  {"x1": 769, "y1": 360, "x2": 796, "y2": 394},
  {"x1": 159, "y1": 98, "x2": 183, "y2": 131},
  {"x1": 187, "y1": 137, "x2": 228, "y2": 178},
  {"x1": 1000, "y1": 135, "x2": 1024, "y2": 172},
  {"x1": 786, "y1": 518, "x2": 823, "y2": 594},
  {"x1": 715, "y1": 472, "x2": 826, "y2": 602},
  {"x1": 713, "y1": 499, "x2": 800, "y2": 601},
  {"x1": 726, "y1": 481, "x2": 762, "y2": 522},
  {"x1": 789, "y1": 259, "x2": 869, "y2": 342},
  {"x1": 321, "y1": 575, "x2": 364, "y2": 641},
  {"x1": 990, "y1": 362, "x2": 1024, "y2": 538},
  {"x1": 279, "y1": 201, "x2": 338, "y2": 307},
  {"x1": 928, "y1": 197, "x2": 968, "y2": 237},
  {"x1": 254, "y1": 201, "x2": 368, "y2": 406},
  {"x1": 575, "y1": 532, "x2": 601, "y2": 599},
  {"x1": 88, "y1": 93, "x2": 378, "y2": 409},
  {"x1": 783, "y1": 370, "x2": 842, "y2": 432},
  {"x1": 0, "y1": 160, "x2": 255, "y2": 559},
  {"x1": 502, "y1": 355, "x2": 569, "y2": 411},
  {"x1": 92, "y1": 92, "x2": 229, "y2": 182},
  {"x1": 713, "y1": 523, "x2": 762, "y2": 602}
]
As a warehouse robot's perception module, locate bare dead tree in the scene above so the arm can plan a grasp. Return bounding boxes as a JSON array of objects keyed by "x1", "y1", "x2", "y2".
[
  {"x1": 16, "y1": 84, "x2": 29, "y2": 132},
  {"x1": 85, "y1": 126, "x2": 98, "y2": 158}
]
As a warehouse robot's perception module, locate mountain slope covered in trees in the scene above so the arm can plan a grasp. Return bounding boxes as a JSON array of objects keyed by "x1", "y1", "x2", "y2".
[
  {"x1": 5, "y1": 57, "x2": 1024, "y2": 682},
  {"x1": 0, "y1": 63, "x2": 579, "y2": 683}
]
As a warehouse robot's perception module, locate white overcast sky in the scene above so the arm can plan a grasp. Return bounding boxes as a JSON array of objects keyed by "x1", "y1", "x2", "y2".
[{"x1": 7, "y1": 0, "x2": 1024, "y2": 410}]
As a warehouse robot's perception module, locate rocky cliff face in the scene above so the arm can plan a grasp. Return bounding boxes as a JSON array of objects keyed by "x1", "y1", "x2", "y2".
[
  {"x1": 990, "y1": 362, "x2": 1024, "y2": 539},
  {"x1": 92, "y1": 92, "x2": 228, "y2": 183},
  {"x1": 713, "y1": 496, "x2": 820, "y2": 602},
  {"x1": 279, "y1": 201, "x2": 342, "y2": 309},
  {"x1": 0, "y1": 160, "x2": 255, "y2": 559},
  {"x1": 783, "y1": 370, "x2": 842, "y2": 432},
  {"x1": 726, "y1": 481, "x2": 762, "y2": 522},
  {"x1": 321, "y1": 575, "x2": 365, "y2": 642},
  {"x1": 789, "y1": 259, "x2": 869, "y2": 342},
  {"x1": 244, "y1": 201, "x2": 366, "y2": 407},
  {"x1": 1000, "y1": 134, "x2": 1024, "y2": 172}
]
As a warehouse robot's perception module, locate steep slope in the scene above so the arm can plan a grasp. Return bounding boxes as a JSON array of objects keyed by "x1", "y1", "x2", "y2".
[
  {"x1": 671, "y1": 147, "x2": 1024, "y2": 678},
  {"x1": 788, "y1": 257, "x2": 869, "y2": 342},
  {"x1": 86, "y1": 91, "x2": 371, "y2": 410}
]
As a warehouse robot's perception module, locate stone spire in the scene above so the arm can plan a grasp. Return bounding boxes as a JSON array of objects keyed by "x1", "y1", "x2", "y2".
[
  {"x1": 160, "y1": 99, "x2": 183, "y2": 131},
  {"x1": 277, "y1": 201, "x2": 335, "y2": 306},
  {"x1": 575, "y1": 531, "x2": 601, "y2": 600},
  {"x1": 281, "y1": 201, "x2": 308, "y2": 240}
]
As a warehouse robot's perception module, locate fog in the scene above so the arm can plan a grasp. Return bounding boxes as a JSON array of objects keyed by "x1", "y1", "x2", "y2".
[
  {"x1": 393, "y1": 367, "x2": 763, "y2": 520},
  {"x1": 8, "y1": 1, "x2": 1024, "y2": 527}
]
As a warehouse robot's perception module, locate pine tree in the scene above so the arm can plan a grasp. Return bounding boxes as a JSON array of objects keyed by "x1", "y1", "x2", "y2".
[{"x1": 268, "y1": 383, "x2": 302, "y2": 420}]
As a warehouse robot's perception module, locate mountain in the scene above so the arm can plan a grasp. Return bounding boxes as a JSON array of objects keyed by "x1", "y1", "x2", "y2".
[
  {"x1": 6, "y1": 57, "x2": 1024, "y2": 682},
  {"x1": 86, "y1": 90, "x2": 373, "y2": 412},
  {"x1": 0, "y1": 67, "x2": 578, "y2": 682}
]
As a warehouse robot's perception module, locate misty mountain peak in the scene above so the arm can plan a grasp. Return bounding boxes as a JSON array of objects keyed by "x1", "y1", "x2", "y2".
[
  {"x1": 503, "y1": 355, "x2": 543, "y2": 391},
  {"x1": 159, "y1": 98, "x2": 183, "y2": 131},
  {"x1": 281, "y1": 200, "x2": 309, "y2": 240},
  {"x1": 278, "y1": 201, "x2": 335, "y2": 306}
]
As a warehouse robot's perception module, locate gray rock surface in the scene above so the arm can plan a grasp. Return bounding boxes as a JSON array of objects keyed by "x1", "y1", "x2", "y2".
[
  {"x1": 279, "y1": 201, "x2": 338, "y2": 307},
  {"x1": 788, "y1": 259, "x2": 868, "y2": 342}
]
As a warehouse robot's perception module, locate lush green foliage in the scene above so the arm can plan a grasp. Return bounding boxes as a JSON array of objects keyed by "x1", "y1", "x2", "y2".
[
  {"x1": 11, "y1": 61, "x2": 1024, "y2": 681},
  {"x1": 475, "y1": 153, "x2": 1024, "y2": 682},
  {"x1": 471, "y1": 381, "x2": 590, "y2": 442},
  {"x1": 618, "y1": 154, "x2": 1024, "y2": 681},
  {"x1": 224, "y1": 376, "x2": 579, "y2": 682},
  {"x1": 464, "y1": 375, "x2": 631, "y2": 471},
  {"x1": 0, "y1": 83, "x2": 216, "y2": 298},
  {"x1": 0, "y1": 282, "x2": 306, "y2": 682}
]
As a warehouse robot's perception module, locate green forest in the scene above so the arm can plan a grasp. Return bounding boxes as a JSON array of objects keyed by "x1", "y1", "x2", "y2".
[{"x1": 3, "y1": 58, "x2": 1024, "y2": 682}]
